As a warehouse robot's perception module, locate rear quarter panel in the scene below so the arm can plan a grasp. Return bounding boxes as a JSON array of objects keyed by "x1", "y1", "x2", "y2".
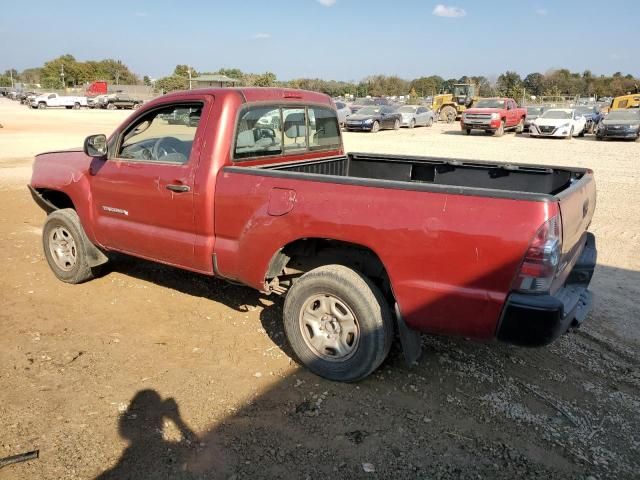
[{"x1": 214, "y1": 170, "x2": 551, "y2": 339}]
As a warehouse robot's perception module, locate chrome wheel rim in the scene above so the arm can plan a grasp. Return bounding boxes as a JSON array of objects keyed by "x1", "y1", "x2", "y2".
[
  {"x1": 48, "y1": 226, "x2": 77, "y2": 271},
  {"x1": 299, "y1": 293, "x2": 360, "y2": 361}
]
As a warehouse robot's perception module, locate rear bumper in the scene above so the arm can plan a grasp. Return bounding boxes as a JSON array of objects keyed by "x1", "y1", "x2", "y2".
[{"x1": 497, "y1": 233, "x2": 596, "y2": 347}]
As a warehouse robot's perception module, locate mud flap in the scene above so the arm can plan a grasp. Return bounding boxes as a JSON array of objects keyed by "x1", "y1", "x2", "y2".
[{"x1": 395, "y1": 303, "x2": 422, "y2": 367}]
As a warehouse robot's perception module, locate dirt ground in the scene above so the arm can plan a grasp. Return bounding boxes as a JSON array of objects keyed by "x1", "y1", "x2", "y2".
[{"x1": 0, "y1": 98, "x2": 638, "y2": 479}]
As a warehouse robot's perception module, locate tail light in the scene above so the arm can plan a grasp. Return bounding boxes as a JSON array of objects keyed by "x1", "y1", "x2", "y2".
[{"x1": 512, "y1": 215, "x2": 562, "y2": 293}]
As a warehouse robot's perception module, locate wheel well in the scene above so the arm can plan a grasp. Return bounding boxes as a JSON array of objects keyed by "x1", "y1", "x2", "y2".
[
  {"x1": 35, "y1": 189, "x2": 75, "y2": 212},
  {"x1": 266, "y1": 239, "x2": 393, "y2": 299}
]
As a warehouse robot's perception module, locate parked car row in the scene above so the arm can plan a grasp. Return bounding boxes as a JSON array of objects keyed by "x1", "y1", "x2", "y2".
[
  {"x1": 3, "y1": 90, "x2": 143, "y2": 110},
  {"x1": 336, "y1": 100, "x2": 436, "y2": 133}
]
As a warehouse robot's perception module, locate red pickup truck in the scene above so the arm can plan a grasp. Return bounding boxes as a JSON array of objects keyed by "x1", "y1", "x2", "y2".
[
  {"x1": 29, "y1": 88, "x2": 597, "y2": 382},
  {"x1": 461, "y1": 97, "x2": 527, "y2": 136}
]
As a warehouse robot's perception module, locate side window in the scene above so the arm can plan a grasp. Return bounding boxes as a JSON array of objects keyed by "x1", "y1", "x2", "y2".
[
  {"x1": 308, "y1": 106, "x2": 340, "y2": 149},
  {"x1": 117, "y1": 103, "x2": 202, "y2": 164},
  {"x1": 48, "y1": 94, "x2": 55, "y2": 99},
  {"x1": 282, "y1": 108, "x2": 307, "y2": 152},
  {"x1": 234, "y1": 106, "x2": 283, "y2": 159}
]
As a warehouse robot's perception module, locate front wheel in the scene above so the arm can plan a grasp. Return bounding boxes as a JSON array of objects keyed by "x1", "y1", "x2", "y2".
[
  {"x1": 370, "y1": 121, "x2": 380, "y2": 133},
  {"x1": 440, "y1": 106, "x2": 457, "y2": 123},
  {"x1": 73, "y1": 102, "x2": 81, "y2": 110},
  {"x1": 426, "y1": 117, "x2": 433, "y2": 127},
  {"x1": 42, "y1": 209, "x2": 99, "y2": 284},
  {"x1": 393, "y1": 119, "x2": 400, "y2": 130},
  {"x1": 566, "y1": 127, "x2": 574, "y2": 140},
  {"x1": 494, "y1": 120, "x2": 505, "y2": 137},
  {"x1": 107, "y1": 103, "x2": 116, "y2": 110},
  {"x1": 409, "y1": 119, "x2": 415, "y2": 129},
  {"x1": 283, "y1": 265, "x2": 394, "y2": 382},
  {"x1": 38, "y1": 102, "x2": 47, "y2": 110}
]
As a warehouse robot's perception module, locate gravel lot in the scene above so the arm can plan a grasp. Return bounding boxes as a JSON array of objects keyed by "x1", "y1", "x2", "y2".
[{"x1": 0, "y1": 98, "x2": 638, "y2": 479}]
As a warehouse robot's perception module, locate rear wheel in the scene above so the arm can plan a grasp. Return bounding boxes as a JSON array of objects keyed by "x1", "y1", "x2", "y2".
[
  {"x1": 107, "y1": 103, "x2": 116, "y2": 110},
  {"x1": 73, "y1": 102, "x2": 81, "y2": 110},
  {"x1": 465, "y1": 128, "x2": 471, "y2": 135},
  {"x1": 283, "y1": 265, "x2": 393, "y2": 382},
  {"x1": 409, "y1": 119, "x2": 416, "y2": 129},
  {"x1": 515, "y1": 118, "x2": 525, "y2": 134},
  {"x1": 371, "y1": 121, "x2": 380, "y2": 133},
  {"x1": 494, "y1": 120, "x2": 505, "y2": 137}
]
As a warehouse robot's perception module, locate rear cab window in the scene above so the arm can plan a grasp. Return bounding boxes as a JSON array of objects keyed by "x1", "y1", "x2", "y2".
[{"x1": 234, "y1": 104, "x2": 340, "y2": 160}]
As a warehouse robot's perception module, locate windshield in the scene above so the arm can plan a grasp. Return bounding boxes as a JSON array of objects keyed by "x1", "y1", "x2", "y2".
[
  {"x1": 526, "y1": 107, "x2": 544, "y2": 115},
  {"x1": 541, "y1": 110, "x2": 572, "y2": 119},
  {"x1": 574, "y1": 106, "x2": 595, "y2": 114},
  {"x1": 475, "y1": 99, "x2": 505, "y2": 109},
  {"x1": 354, "y1": 99, "x2": 374, "y2": 106},
  {"x1": 398, "y1": 106, "x2": 417, "y2": 113},
  {"x1": 453, "y1": 86, "x2": 469, "y2": 96},
  {"x1": 357, "y1": 106, "x2": 381, "y2": 115},
  {"x1": 606, "y1": 110, "x2": 640, "y2": 121}
]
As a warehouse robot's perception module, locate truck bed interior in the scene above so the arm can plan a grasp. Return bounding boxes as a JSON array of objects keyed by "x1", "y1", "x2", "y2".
[{"x1": 263, "y1": 153, "x2": 584, "y2": 196}]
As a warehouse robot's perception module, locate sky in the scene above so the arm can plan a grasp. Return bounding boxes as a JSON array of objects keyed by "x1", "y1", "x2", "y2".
[{"x1": 1, "y1": 0, "x2": 638, "y2": 81}]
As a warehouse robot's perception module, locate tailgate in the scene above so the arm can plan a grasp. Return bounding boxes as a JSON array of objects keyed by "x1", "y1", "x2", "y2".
[{"x1": 556, "y1": 170, "x2": 596, "y2": 255}]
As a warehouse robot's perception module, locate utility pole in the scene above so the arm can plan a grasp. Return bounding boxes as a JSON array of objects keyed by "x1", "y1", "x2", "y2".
[
  {"x1": 9, "y1": 69, "x2": 14, "y2": 88},
  {"x1": 188, "y1": 67, "x2": 192, "y2": 90},
  {"x1": 60, "y1": 64, "x2": 65, "y2": 89}
]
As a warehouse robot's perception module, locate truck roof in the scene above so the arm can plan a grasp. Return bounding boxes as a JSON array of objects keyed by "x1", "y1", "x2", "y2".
[{"x1": 154, "y1": 87, "x2": 333, "y2": 106}]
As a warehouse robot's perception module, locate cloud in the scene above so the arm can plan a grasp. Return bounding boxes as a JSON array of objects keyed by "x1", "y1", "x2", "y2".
[
  {"x1": 252, "y1": 33, "x2": 272, "y2": 39},
  {"x1": 432, "y1": 4, "x2": 466, "y2": 18},
  {"x1": 317, "y1": 0, "x2": 337, "y2": 6},
  {"x1": 134, "y1": 12, "x2": 148, "y2": 17},
  {"x1": 535, "y1": 8, "x2": 548, "y2": 15}
]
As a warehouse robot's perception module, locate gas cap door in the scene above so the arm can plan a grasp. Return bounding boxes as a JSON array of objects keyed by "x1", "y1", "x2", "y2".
[{"x1": 267, "y1": 188, "x2": 296, "y2": 216}]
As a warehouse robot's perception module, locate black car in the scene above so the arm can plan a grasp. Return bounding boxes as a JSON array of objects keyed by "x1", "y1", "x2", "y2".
[
  {"x1": 344, "y1": 105, "x2": 402, "y2": 132},
  {"x1": 523, "y1": 106, "x2": 545, "y2": 132},
  {"x1": 595, "y1": 109, "x2": 640, "y2": 141}
]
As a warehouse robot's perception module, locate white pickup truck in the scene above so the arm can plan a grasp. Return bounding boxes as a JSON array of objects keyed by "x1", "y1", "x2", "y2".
[{"x1": 31, "y1": 93, "x2": 88, "y2": 110}]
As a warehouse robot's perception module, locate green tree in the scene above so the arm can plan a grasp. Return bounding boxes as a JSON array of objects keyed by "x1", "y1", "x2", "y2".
[
  {"x1": 523, "y1": 73, "x2": 545, "y2": 97},
  {"x1": 155, "y1": 75, "x2": 188, "y2": 93},
  {"x1": 496, "y1": 71, "x2": 524, "y2": 99},
  {"x1": 143, "y1": 75, "x2": 151, "y2": 86},
  {"x1": 252, "y1": 72, "x2": 277, "y2": 87}
]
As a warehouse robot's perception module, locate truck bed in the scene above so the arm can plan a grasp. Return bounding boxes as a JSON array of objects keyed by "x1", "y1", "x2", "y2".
[{"x1": 254, "y1": 153, "x2": 586, "y2": 199}]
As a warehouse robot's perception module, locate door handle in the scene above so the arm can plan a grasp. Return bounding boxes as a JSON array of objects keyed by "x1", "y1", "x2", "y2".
[{"x1": 166, "y1": 184, "x2": 190, "y2": 192}]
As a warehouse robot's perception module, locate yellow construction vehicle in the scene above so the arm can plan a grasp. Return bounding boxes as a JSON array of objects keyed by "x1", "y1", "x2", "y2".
[
  {"x1": 610, "y1": 93, "x2": 640, "y2": 110},
  {"x1": 432, "y1": 83, "x2": 479, "y2": 123}
]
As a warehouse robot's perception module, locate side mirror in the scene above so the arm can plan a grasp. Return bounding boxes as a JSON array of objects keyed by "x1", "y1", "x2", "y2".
[{"x1": 84, "y1": 134, "x2": 108, "y2": 157}]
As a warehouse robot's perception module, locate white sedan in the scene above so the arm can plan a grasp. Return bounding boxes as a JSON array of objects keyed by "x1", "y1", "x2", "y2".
[{"x1": 529, "y1": 108, "x2": 587, "y2": 139}]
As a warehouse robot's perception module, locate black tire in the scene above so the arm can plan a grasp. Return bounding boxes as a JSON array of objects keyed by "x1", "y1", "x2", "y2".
[
  {"x1": 371, "y1": 121, "x2": 380, "y2": 133},
  {"x1": 73, "y1": 102, "x2": 81, "y2": 110},
  {"x1": 38, "y1": 102, "x2": 46, "y2": 110},
  {"x1": 42, "y1": 209, "x2": 99, "y2": 284},
  {"x1": 578, "y1": 129, "x2": 585, "y2": 138},
  {"x1": 65, "y1": 106, "x2": 72, "y2": 109},
  {"x1": 426, "y1": 117, "x2": 433, "y2": 127},
  {"x1": 464, "y1": 128, "x2": 471, "y2": 135},
  {"x1": 283, "y1": 265, "x2": 393, "y2": 382},
  {"x1": 515, "y1": 118, "x2": 525, "y2": 134},
  {"x1": 494, "y1": 120, "x2": 505, "y2": 137},
  {"x1": 393, "y1": 119, "x2": 400, "y2": 130},
  {"x1": 409, "y1": 119, "x2": 415, "y2": 129},
  {"x1": 107, "y1": 103, "x2": 116, "y2": 110}
]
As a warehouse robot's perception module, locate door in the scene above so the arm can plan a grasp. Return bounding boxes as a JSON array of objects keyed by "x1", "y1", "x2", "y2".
[
  {"x1": 381, "y1": 107, "x2": 394, "y2": 128},
  {"x1": 90, "y1": 101, "x2": 205, "y2": 269}
]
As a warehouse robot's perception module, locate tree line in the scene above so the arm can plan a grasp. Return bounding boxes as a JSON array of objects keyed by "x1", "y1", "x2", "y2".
[{"x1": 1, "y1": 55, "x2": 638, "y2": 99}]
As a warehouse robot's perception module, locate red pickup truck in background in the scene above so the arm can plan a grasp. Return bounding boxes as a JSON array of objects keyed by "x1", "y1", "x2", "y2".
[
  {"x1": 29, "y1": 88, "x2": 597, "y2": 382},
  {"x1": 461, "y1": 97, "x2": 527, "y2": 136}
]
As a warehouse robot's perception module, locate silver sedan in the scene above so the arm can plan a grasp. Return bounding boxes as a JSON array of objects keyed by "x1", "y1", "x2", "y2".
[{"x1": 397, "y1": 105, "x2": 435, "y2": 128}]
